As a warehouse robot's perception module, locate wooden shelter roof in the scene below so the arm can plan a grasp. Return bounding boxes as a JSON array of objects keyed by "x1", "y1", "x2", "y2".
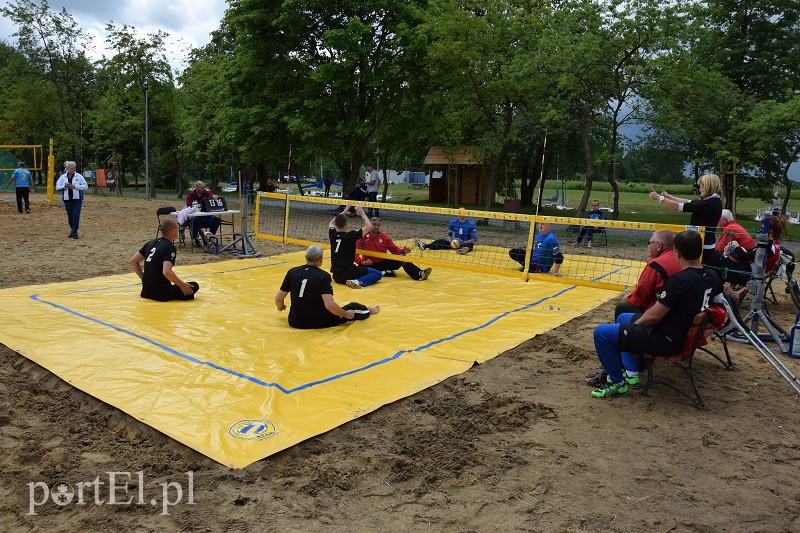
[{"x1": 423, "y1": 146, "x2": 484, "y2": 165}]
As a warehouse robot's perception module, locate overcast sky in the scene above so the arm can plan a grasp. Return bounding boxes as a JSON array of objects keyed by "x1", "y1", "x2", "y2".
[{"x1": 0, "y1": 0, "x2": 228, "y2": 73}]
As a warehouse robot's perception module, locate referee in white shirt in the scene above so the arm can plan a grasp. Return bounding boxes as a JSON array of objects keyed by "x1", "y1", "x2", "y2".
[{"x1": 55, "y1": 161, "x2": 89, "y2": 239}]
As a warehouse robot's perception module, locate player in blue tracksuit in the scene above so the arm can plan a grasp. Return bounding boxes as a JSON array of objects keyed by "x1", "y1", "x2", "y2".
[
  {"x1": 414, "y1": 208, "x2": 477, "y2": 255},
  {"x1": 509, "y1": 222, "x2": 564, "y2": 274},
  {"x1": 574, "y1": 200, "x2": 606, "y2": 247}
]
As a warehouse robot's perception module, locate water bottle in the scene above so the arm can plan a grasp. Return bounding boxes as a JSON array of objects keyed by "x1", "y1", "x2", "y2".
[
  {"x1": 192, "y1": 200, "x2": 199, "y2": 213},
  {"x1": 789, "y1": 313, "x2": 800, "y2": 358}
]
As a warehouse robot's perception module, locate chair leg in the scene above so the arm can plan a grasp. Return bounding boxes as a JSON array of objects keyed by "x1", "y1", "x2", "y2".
[
  {"x1": 642, "y1": 359, "x2": 654, "y2": 396},
  {"x1": 686, "y1": 355, "x2": 706, "y2": 408}
]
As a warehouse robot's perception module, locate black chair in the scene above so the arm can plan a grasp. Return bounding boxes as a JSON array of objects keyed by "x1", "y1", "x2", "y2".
[{"x1": 155, "y1": 206, "x2": 187, "y2": 247}]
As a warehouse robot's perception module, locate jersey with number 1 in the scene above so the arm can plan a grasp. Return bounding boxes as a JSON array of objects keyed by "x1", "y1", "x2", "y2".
[
  {"x1": 139, "y1": 237, "x2": 177, "y2": 290},
  {"x1": 329, "y1": 227, "x2": 362, "y2": 273},
  {"x1": 280, "y1": 265, "x2": 335, "y2": 328}
]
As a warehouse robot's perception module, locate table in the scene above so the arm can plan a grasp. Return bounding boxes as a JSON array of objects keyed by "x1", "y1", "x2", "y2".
[{"x1": 171, "y1": 210, "x2": 241, "y2": 252}]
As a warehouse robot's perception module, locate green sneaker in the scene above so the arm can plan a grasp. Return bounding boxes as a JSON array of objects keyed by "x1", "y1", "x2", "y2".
[
  {"x1": 591, "y1": 379, "x2": 629, "y2": 398},
  {"x1": 624, "y1": 374, "x2": 640, "y2": 389}
]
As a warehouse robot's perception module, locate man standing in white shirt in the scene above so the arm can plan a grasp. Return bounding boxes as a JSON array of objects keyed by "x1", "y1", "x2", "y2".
[
  {"x1": 365, "y1": 165, "x2": 381, "y2": 218},
  {"x1": 55, "y1": 161, "x2": 89, "y2": 239}
]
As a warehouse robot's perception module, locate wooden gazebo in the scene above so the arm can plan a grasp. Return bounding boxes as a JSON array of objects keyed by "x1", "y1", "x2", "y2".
[{"x1": 423, "y1": 146, "x2": 489, "y2": 206}]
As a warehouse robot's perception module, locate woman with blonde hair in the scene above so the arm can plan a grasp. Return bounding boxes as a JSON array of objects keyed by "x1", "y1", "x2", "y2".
[{"x1": 650, "y1": 173, "x2": 723, "y2": 261}]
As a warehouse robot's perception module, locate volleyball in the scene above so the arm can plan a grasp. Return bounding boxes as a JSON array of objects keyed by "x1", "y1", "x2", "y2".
[{"x1": 451, "y1": 239, "x2": 461, "y2": 249}]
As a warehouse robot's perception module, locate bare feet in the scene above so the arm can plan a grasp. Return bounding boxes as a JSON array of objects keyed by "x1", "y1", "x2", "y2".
[{"x1": 369, "y1": 305, "x2": 381, "y2": 315}]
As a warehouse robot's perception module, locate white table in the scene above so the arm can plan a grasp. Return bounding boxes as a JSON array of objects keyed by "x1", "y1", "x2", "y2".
[{"x1": 171, "y1": 210, "x2": 241, "y2": 251}]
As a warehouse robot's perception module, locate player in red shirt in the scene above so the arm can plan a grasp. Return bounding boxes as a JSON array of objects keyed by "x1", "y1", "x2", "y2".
[{"x1": 356, "y1": 218, "x2": 432, "y2": 281}]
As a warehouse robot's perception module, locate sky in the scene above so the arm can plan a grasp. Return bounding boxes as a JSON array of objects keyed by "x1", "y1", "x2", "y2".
[{"x1": 0, "y1": 0, "x2": 228, "y2": 74}]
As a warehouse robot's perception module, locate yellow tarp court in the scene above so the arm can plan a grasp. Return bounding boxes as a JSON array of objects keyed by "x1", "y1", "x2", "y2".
[{"x1": 0, "y1": 251, "x2": 632, "y2": 467}]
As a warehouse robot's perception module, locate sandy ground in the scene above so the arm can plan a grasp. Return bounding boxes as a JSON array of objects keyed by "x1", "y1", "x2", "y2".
[{"x1": 1, "y1": 191, "x2": 800, "y2": 532}]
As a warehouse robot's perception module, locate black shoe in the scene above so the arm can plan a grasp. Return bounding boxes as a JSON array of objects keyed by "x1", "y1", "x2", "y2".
[
  {"x1": 73, "y1": 234, "x2": 79, "y2": 239},
  {"x1": 382, "y1": 270, "x2": 396, "y2": 277},
  {"x1": 193, "y1": 238, "x2": 202, "y2": 247},
  {"x1": 419, "y1": 268, "x2": 432, "y2": 280}
]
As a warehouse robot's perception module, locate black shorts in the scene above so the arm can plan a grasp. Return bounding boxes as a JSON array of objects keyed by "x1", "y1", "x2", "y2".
[
  {"x1": 617, "y1": 319, "x2": 678, "y2": 357},
  {"x1": 331, "y1": 265, "x2": 370, "y2": 285},
  {"x1": 141, "y1": 282, "x2": 200, "y2": 302}
]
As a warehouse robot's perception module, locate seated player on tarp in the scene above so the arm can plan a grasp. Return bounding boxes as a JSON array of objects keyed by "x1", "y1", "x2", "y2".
[
  {"x1": 355, "y1": 217, "x2": 432, "y2": 280},
  {"x1": 413, "y1": 207, "x2": 476, "y2": 255},
  {"x1": 275, "y1": 245, "x2": 380, "y2": 329},
  {"x1": 329, "y1": 204, "x2": 383, "y2": 289},
  {"x1": 589, "y1": 230, "x2": 723, "y2": 399},
  {"x1": 508, "y1": 221, "x2": 563, "y2": 275},
  {"x1": 128, "y1": 219, "x2": 199, "y2": 301}
]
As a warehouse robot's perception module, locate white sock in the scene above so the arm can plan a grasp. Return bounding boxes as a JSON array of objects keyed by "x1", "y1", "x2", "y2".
[{"x1": 625, "y1": 370, "x2": 638, "y2": 378}]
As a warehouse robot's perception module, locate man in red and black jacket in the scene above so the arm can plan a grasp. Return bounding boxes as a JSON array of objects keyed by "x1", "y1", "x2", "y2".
[
  {"x1": 615, "y1": 229, "x2": 681, "y2": 318},
  {"x1": 355, "y1": 217, "x2": 432, "y2": 281}
]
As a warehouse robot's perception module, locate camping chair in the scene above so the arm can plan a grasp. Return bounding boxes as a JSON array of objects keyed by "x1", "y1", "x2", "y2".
[
  {"x1": 633, "y1": 303, "x2": 729, "y2": 408},
  {"x1": 155, "y1": 206, "x2": 188, "y2": 248}
]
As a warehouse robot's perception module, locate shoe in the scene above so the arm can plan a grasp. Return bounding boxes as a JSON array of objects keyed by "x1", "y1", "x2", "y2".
[
  {"x1": 414, "y1": 237, "x2": 425, "y2": 251},
  {"x1": 382, "y1": 270, "x2": 397, "y2": 277},
  {"x1": 457, "y1": 247, "x2": 468, "y2": 255},
  {"x1": 591, "y1": 378, "x2": 629, "y2": 398},
  {"x1": 193, "y1": 238, "x2": 202, "y2": 247},
  {"x1": 624, "y1": 374, "x2": 640, "y2": 389},
  {"x1": 586, "y1": 242, "x2": 593, "y2": 249},
  {"x1": 68, "y1": 233, "x2": 77, "y2": 239},
  {"x1": 419, "y1": 267, "x2": 432, "y2": 280},
  {"x1": 346, "y1": 280, "x2": 362, "y2": 289},
  {"x1": 585, "y1": 370, "x2": 608, "y2": 387},
  {"x1": 73, "y1": 234, "x2": 79, "y2": 239},
  {"x1": 204, "y1": 231, "x2": 216, "y2": 242},
  {"x1": 25, "y1": 209, "x2": 30, "y2": 214}
]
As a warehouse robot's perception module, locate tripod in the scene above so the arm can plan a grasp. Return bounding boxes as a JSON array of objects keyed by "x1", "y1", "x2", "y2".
[
  {"x1": 725, "y1": 223, "x2": 789, "y2": 353},
  {"x1": 220, "y1": 172, "x2": 261, "y2": 258}
]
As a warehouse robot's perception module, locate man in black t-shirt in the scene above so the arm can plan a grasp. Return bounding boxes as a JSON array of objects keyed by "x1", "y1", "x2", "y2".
[
  {"x1": 328, "y1": 204, "x2": 383, "y2": 289},
  {"x1": 590, "y1": 230, "x2": 723, "y2": 398},
  {"x1": 275, "y1": 245, "x2": 380, "y2": 329},
  {"x1": 128, "y1": 219, "x2": 199, "y2": 302}
]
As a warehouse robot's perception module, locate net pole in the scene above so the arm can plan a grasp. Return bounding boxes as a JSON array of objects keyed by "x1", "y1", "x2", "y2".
[
  {"x1": 254, "y1": 192, "x2": 261, "y2": 236},
  {"x1": 534, "y1": 129, "x2": 548, "y2": 218},
  {"x1": 521, "y1": 217, "x2": 537, "y2": 280},
  {"x1": 238, "y1": 171, "x2": 244, "y2": 236},
  {"x1": 47, "y1": 138, "x2": 54, "y2": 203}
]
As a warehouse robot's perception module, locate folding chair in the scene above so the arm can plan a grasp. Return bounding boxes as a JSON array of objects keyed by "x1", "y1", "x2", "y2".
[
  {"x1": 155, "y1": 206, "x2": 188, "y2": 248},
  {"x1": 634, "y1": 303, "x2": 729, "y2": 408}
]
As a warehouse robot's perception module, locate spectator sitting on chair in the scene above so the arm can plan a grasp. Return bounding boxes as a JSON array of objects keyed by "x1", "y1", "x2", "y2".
[
  {"x1": 615, "y1": 229, "x2": 681, "y2": 318},
  {"x1": 185, "y1": 180, "x2": 221, "y2": 247},
  {"x1": 715, "y1": 209, "x2": 755, "y2": 254},
  {"x1": 356, "y1": 217, "x2": 432, "y2": 281},
  {"x1": 589, "y1": 230, "x2": 723, "y2": 399},
  {"x1": 275, "y1": 245, "x2": 380, "y2": 329},
  {"x1": 337, "y1": 178, "x2": 368, "y2": 213},
  {"x1": 329, "y1": 204, "x2": 383, "y2": 289},
  {"x1": 414, "y1": 207, "x2": 476, "y2": 255},
  {"x1": 508, "y1": 222, "x2": 563, "y2": 275},
  {"x1": 128, "y1": 219, "x2": 199, "y2": 302},
  {"x1": 572, "y1": 200, "x2": 606, "y2": 248}
]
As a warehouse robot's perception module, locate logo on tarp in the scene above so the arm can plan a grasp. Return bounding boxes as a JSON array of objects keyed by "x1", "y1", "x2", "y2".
[{"x1": 229, "y1": 419, "x2": 279, "y2": 441}]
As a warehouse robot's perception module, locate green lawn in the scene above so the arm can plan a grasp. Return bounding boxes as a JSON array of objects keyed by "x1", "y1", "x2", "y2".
[{"x1": 385, "y1": 183, "x2": 794, "y2": 234}]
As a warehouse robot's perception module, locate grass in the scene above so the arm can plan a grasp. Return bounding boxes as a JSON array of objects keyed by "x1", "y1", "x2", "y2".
[{"x1": 384, "y1": 183, "x2": 799, "y2": 236}]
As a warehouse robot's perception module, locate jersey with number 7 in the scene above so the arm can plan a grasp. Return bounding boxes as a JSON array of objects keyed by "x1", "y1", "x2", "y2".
[{"x1": 328, "y1": 226, "x2": 363, "y2": 273}]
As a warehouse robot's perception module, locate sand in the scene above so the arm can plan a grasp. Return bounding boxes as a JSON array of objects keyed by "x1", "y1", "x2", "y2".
[{"x1": 1, "y1": 191, "x2": 799, "y2": 531}]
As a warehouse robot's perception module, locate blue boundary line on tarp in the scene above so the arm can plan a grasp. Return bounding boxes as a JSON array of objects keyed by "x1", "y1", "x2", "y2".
[{"x1": 29, "y1": 262, "x2": 626, "y2": 394}]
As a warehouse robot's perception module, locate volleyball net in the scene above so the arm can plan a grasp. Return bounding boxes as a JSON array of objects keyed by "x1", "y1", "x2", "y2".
[{"x1": 254, "y1": 193, "x2": 696, "y2": 291}]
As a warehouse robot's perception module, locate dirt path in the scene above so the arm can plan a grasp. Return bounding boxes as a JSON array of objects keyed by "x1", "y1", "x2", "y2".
[{"x1": 1, "y1": 192, "x2": 799, "y2": 531}]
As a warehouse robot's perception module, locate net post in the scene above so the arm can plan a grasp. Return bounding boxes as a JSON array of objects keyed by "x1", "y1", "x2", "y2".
[
  {"x1": 282, "y1": 193, "x2": 291, "y2": 243},
  {"x1": 47, "y1": 138, "x2": 54, "y2": 203},
  {"x1": 522, "y1": 215, "x2": 537, "y2": 280},
  {"x1": 253, "y1": 192, "x2": 261, "y2": 236}
]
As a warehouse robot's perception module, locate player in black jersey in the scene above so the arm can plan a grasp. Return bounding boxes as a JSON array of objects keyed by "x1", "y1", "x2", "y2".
[
  {"x1": 328, "y1": 204, "x2": 383, "y2": 289},
  {"x1": 650, "y1": 173, "x2": 723, "y2": 262},
  {"x1": 590, "y1": 230, "x2": 723, "y2": 398},
  {"x1": 275, "y1": 245, "x2": 380, "y2": 329},
  {"x1": 128, "y1": 219, "x2": 199, "y2": 301}
]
